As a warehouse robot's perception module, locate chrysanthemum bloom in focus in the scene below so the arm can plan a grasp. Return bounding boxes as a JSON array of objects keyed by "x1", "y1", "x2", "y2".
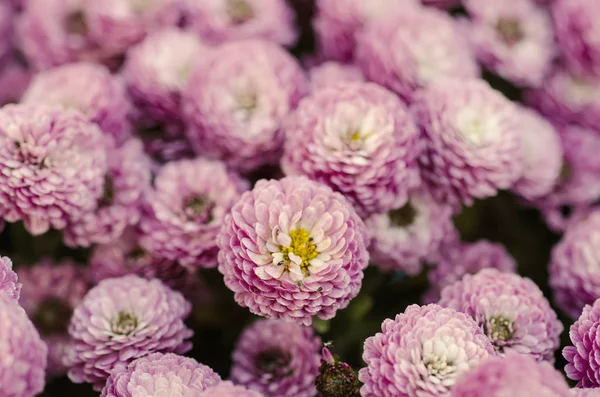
[
  {"x1": 552, "y1": 0, "x2": 600, "y2": 77},
  {"x1": 0, "y1": 104, "x2": 108, "y2": 235},
  {"x1": 526, "y1": 66, "x2": 600, "y2": 133},
  {"x1": 218, "y1": 176, "x2": 369, "y2": 325},
  {"x1": 365, "y1": 188, "x2": 454, "y2": 275},
  {"x1": 230, "y1": 319, "x2": 321, "y2": 397},
  {"x1": 139, "y1": 157, "x2": 247, "y2": 270},
  {"x1": 0, "y1": 255, "x2": 20, "y2": 301},
  {"x1": 313, "y1": 0, "x2": 420, "y2": 61},
  {"x1": 564, "y1": 298, "x2": 600, "y2": 387},
  {"x1": 450, "y1": 352, "x2": 570, "y2": 397},
  {"x1": 183, "y1": 40, "x2": 308, "y2": 172},
  {"x1": 282, "y1": 82, "x2": 422, "y2": 217},
  {"x1": 550, "y1": 210, "x2": 600, "y2": 318},
  {"x1": 22, "y1": 62, "x2": 131, "y2": 144},
  {"x1": 461, "y1": 0, "x2": 555, "y2": 87},
  {"x1": 66, "y1": 275, "x2": 193, "y2": 390},
  {"x1": 424, "y1": 240, "x2": 517, "y2": 303},
  {"x1": 101, "y1": 352, "x2": 221, "y2": 397},
  {"x1": 84, "y1": 0, "x2": 181, "y2": 56},
  {"x1": 355, "y1": 7, "x2": 478, "y2": 102},
  {"x1": 512, "y1": 107, "x2": 562, "y2": 200},
  {"x1": 412, "y1": 79, "x2": 523, "y2": 209},
  {"x1": 359, "y1": 304, "x2": 494, "y2": 397},
  {"x1": 18, "y1": 259, "x2": 88, "y2": 378},
  {"x1": 307, "y1": 61, "x2": 364, "y2": 91},
  {"x1": 200, "y1": 381, "x2": 264, "y2": 397},
  {"x1": 63, "y1": 138, "x2": 151, "y2": 247},
  {"x1": 183, "y1": 0, "x2": 297, "y2": 46},
  {"x1": 123, "y1": 28, "x2": 209, "y2": 123},
  {"x1": 439, "y1": 268, "x2": 562, "y2": 361},
  {"x1": 0, "y1": 294, "x2": 48, "y2": 397}
]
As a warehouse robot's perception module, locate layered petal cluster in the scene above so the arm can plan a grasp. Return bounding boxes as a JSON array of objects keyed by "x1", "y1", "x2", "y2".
[
  {"x1": 552, "y1": 0, "x2": 600, "y2": 77},
  {"x1": 439, "y1": 268, "x2": 562, "y2": 361},
  {"x1": 425, "y1": 240, "x2": 517, "y2": 303},
  {"x1": 18, "y1": 259, "x2": 88, "y2": 378},
  {"x1": 200, "y1": 381, "x2": 264, "y2": 397},
  {"x1": 526, "y1": 66, "x2": 600, "y2": 133},
  {"x1": 462, "y1": 0, "x2": 555, "y2": 87},
  {"x1": 564, "y1": 299, "x2": 600, "y2": 387},
  {"x1": 64, "y1": 138, "x2": 151, "y2": 247},
  {"x1": 123, "y1": 28, "x2": 208, "y2": 123},
  {"x1": 183, "y1": 0, "x2": 297, "y2": 46},
  {"x1": 183, "y1": 40, "x2": 308, "y2": 172},
  {"x1": 66, "y1": 275, "x2": 193, "y2": 390},
  {"x1": 282, "y1": 82, "x2": 422, "y2": 217},
  {"x1": 0, "y1": 255, "x2": 21, "y2": 301},
  {"x1": 217, "y1": 176, "x2": 369, "y2": 325},
  {"x1": 412, "y1": 79, "x2": 523, "y2": 208},
  {"x1": 308, "y1": 61, "x2": 364, "y2": 91},
  {"x1": 550, "y1": 210, "x2": 600, "y2": 318},
  {"x1": 0, "y1": 294, "x2": 48, "y2": 397},
  {"x1": 512, "y1": 107, "x2": 563, "y2": 200},
  {"x1": 355, "y1": 7, "x2": 478, "y2": 102},
  {"x1": 0, "y1": 104, "x2": 108, "y2": 235},
  {"x1": 365, "y1": 188, "x2": 454, "y2": 275},
  {"x1": 313, "y1": 0, "x2": 420, "y2": 61},
  {"x1": 84, "y1": 0, "x2": 181, "y2": 56},
  {"x1": 359, "y1": 304, "x2": 495, "y2": 397},
  {"x1": 101, "y1": 352, "x2": 221, "y2": 397},
  {"x1": 22, "y1": 62, "x2": 131, "y2": 143},
  {"x1": 451, "y1": 352, "x2": 570, "y2": 397},
  {"x1": 139, "y1": 157, "x2": 247, "y2": 270},
  {"x1": 230, "y1": 319, "x2": 321, "y2": 397}
]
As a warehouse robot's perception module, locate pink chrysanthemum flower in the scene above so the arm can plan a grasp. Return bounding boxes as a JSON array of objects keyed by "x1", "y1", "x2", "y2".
[
  {"x1": 0, "y1": 255, "x2": 20, "y2": 301},
  {"x1": 359, "y1": 304, "x2": 495, "y2": 397},
  {"x1": 355, "y1": 6, "x2": 479, "y2": 102},
  {"x1": 282, "y1": 82, "x2": 422, "y2": 217},
  {"x1": 412, "y1": 79, "x2": 523, "y2": 209},
  {"x1": 182, "y1": 39, "x2": 308, "y2": 172},
  {"x1": 66, "y1": 275, "x2": 193, "y2": 390},
  {"x1": 217, "y1": 176, "x2": 369, "y2": 325},
  {"x1": 564, "y1": 299, "x2": 600, "y2": 387},
  {"x1": 63, "y1": 138, "x2": 151, "y2": 247},
  {"x1": 18, "y1": 259, "x2": 88, "y2": 378},
  {"x1": 230, "y1": 319, "x2": 321, "y2": 397},
  {"x1": 183, "y1": 0, "x2": 297, "y2": 46},
  {"x1": 0, "y1": 104, "x2": 108, "y2": 235},
  {"x1": 439, "y1": 268, "x2": 563, "y2": 362}
]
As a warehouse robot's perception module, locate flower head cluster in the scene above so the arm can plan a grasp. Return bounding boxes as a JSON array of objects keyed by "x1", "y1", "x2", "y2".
[
  {"x1": 183, "y1": 40, "x2": 307, "y2": 172},
  {"x1": 230, "y1": 319, "x2": 321, "y2": 397},
  {"x1": 22, "y1": 62, "x2": 131, "y2": 144},
  {"x1": 550, "y1": 210, "x2": 600, "y2": 318},
  {"x1": 217, "y1": 176, "x2": 369, "y2": 325},
  {"x1": 66, "y1": 275, "x2": 193, "y2": 390},
  {"x1": 462, "y1": 0, "x2": 555, "y2": 87},
  {"x1": 365, "y1": 188, "x2": 455, "y2": 275},
  {"x1": 282, "y1": 82, "x2": 421, "y2": 217},
  {"x1": 0, "y1": 294, "x2": 48, "y2": 397},
  {"x1": 18, "y1": 259, "x2": 88, "y2": 378},
  {"x1": 0, "y1": 255, "x2": 21, "y2": 301},
  {"x1": 0, "y1": 104, "x2": 108, "y2": 235},
  {"x1": 101, "y1": 352, "x2": 221, "y2": 397},
  {"x1": 139, "y1": 157, "x2": 247, "y2": 270},
  {"x1": 451, "y1": 352, "x2": 570, "y2": 397},
  {"x1": 564, "y1": 298, "x2": 600, "y2": 387},
  {"x1": 359, "y1": 304, "x2": 495, "y2": 397},
  {"x1": 183, "y1": 0, "x2": 297, "y2": 46},
  {"x1": 413, "y1": 79, "x2": 523, "y2": 208},
  {"x1": 439, "y1": 268, "x2": 563, "y2": 361},
  {"x1": 355, "y1": 6, "x2": 478, "y2": 102}
]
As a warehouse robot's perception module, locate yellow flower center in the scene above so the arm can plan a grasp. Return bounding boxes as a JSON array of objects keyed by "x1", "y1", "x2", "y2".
[{"x1": 280, "y1": 228, "x2": 318, "y2": 276}]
